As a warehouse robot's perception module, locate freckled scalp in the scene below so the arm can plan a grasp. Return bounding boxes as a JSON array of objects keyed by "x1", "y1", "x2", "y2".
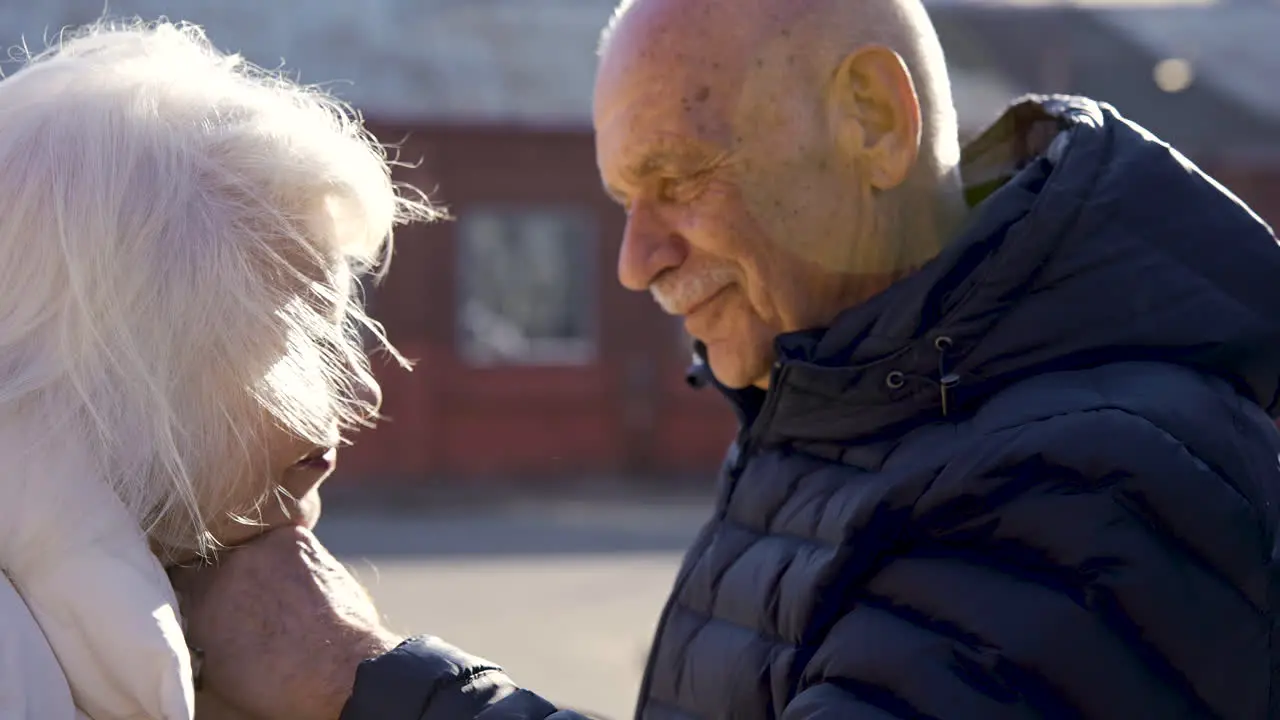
[{"x1": 599, "y1": 0, "x2": 959, "y2": 179}]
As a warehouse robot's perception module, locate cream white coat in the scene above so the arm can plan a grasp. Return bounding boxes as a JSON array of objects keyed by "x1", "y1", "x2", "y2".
[{"x1": 0, "y1": 415, "x2": 194, "y2": 720}]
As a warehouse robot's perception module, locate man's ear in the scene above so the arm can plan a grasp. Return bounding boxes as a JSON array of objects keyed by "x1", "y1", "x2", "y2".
[{"x1": 826, "y1": 45, "x2": 922, "y2": 190}]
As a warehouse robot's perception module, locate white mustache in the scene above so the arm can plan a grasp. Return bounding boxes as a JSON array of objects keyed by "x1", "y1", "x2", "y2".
[{"x1": 650, "y1": 267, "x2": 736, "y2": 315}]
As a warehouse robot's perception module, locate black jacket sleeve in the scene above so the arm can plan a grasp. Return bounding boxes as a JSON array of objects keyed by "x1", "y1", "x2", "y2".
[
  {"x1": 340, "y1": 636, "x2": 595, "y2": 720},
  {"x1": 782, "y1": 407, "x2": 1271, "y2": 719}
]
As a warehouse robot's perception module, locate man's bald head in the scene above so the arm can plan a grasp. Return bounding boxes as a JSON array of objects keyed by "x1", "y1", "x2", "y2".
[
  {"x1": 599, "y1": 0, "x2": 959, "y2": 182},
  {"x1": 593, "y1": 0, "x2": 965, "y2": 389}
]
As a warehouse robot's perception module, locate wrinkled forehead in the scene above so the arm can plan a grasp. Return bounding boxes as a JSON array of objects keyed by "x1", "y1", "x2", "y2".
[
  {"x1": 594, "y1": 0, "x2": 821, "y2": 174},
  {"x1": 326, "y1": 261, "x2": 353, "y2": 321},
  {"x1": 260, "y1": 235, "x2": 355, "y2": 324},
  {"x1": 309, "y1": 257, "x2": 354, "y2": 325}
]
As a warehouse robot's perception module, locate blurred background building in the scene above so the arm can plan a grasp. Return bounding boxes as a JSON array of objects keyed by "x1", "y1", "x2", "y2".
[
  {"x1": 5, "y1": 0, "x2": 1275, "y2": 497},
  {"x1": 1, "y1": 2, "x2": 1276, "y2": 715},
  {"x1": 3, "y1": 0, "x2": 1274, "y2": 494}
]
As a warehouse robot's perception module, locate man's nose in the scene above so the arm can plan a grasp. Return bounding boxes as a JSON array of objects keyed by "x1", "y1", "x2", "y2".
[{"x1": 617, "y1": 205, "x2": 687, "y2": 292}]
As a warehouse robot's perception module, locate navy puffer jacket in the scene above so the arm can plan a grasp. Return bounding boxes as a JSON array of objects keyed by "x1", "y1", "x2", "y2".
[{"x1": 340, "y1": 96, "x2": 1280, "y2": 720}]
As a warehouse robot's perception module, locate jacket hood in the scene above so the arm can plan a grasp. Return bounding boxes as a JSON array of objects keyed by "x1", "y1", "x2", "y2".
[{"x1": 693, "y1": 95, "x2": 1280, "y2": 445}]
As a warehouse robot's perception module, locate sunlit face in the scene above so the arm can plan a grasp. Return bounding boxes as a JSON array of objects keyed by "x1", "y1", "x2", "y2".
[
  {"x1": 203, "y1": 421, "x2": 336, "y2": 550},
  {"x1": 162, "y1": 259, "x2": 366, "y2": 563},
  {"x1": 593, "y1": 2, "x2": 878, "y2": 389},
  {"x1": 159, "y1": 391, "x2": 341, "y2": 565}
]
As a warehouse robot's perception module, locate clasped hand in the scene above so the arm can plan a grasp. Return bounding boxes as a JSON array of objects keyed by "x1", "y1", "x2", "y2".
[{"x1": 170, "y1": 527, "x2": 401, "y2": 720}]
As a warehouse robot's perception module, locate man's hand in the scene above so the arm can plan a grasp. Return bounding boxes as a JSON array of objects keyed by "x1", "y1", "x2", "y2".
[{"x1": 170, "y1": 526, "x2": 402, "y2": 720}]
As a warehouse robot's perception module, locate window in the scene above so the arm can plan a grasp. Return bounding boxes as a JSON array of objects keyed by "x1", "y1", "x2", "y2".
[{"x1": 457, "y1": 206, "x2": 595, "y2": 365}]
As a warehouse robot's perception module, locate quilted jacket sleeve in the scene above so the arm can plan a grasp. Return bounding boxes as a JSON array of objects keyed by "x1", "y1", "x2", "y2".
[
  {"x1": 784, "y1": 408, "x2": 1274, "y2": 719},
  {"x1": 340, "y1": 636, "x2": 595, "y2": 720}
]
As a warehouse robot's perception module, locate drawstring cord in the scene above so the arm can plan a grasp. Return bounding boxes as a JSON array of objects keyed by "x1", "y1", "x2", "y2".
[
  {"x1": 884, "y1": 336, "x2": 962, "y2": 417},
  {"x1": 935, "y1": 336, "x2": 961, "y2": 417}
]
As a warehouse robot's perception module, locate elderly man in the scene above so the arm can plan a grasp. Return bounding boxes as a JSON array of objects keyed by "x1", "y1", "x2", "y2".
[{"x1": 175, "y1": 0, "x2": 1280, "y2": 718}]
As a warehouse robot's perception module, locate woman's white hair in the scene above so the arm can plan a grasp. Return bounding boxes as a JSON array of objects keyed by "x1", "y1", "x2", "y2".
[{"x1": 0, "y1": 20, "x2": 437, "y2": 561}]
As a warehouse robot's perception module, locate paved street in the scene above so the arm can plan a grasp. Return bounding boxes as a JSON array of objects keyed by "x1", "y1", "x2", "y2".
[{"x1": 315, "y1": 498, "x2": 711, "y2": 719}]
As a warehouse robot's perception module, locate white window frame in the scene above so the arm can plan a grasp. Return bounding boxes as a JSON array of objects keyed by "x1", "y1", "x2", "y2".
[{"x1": 455, "y1": 205, "x2": 597, "y2": 367}]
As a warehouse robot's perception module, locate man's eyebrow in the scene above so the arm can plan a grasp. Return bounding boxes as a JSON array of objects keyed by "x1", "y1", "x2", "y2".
[
  {"x1": 617, "y1": 142, "x2": 728, "y2": 187},
  {"x1": 601, "y1": 145, "x2": 685, "y2": 203},
  {"x1": 602, "y1": 139, "x2": 735, "y2": 204},
  {"x1": 630, "y1": 145, "x2": 694, "y2": 178}
]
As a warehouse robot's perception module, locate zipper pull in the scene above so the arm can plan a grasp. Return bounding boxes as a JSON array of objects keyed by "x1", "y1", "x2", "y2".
[{"x1": 940, "y1": 373, "x2": 960, "y2": 417}]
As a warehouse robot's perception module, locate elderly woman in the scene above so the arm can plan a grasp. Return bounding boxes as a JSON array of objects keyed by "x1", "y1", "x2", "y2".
[{"x1": 0, "y1": 20, "x2": 432, "y2": 719}]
